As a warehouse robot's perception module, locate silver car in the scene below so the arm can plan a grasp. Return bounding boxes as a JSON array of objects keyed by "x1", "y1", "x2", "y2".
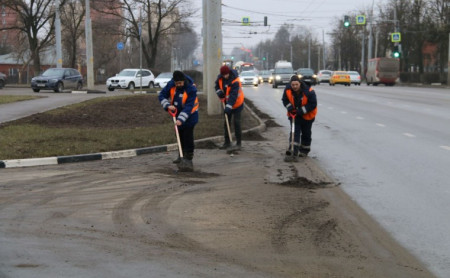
[
  {"x1": 348, "y1": 71, "x2": 361, "y2": 85},
  {"x1": 106, "y1": 68, "x2": 155, "y2": 91},
  {"x1": 317, "y1": 70, "x2": 332, "y2": 84},
  {"x1": 239, "y1": 71, "x2": 259, "y2": 87}
]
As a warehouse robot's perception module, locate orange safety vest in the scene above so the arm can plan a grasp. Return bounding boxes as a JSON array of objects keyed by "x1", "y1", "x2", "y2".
[
  {"x1": 170, "y1": 87, "x2": 199, "y2": 114},
  {"x1": 286, "y1": 88, "x2": 317, "y2": 120},
  {"x1": 218, "y1": 77, "x2": 245, "y2": 109}
]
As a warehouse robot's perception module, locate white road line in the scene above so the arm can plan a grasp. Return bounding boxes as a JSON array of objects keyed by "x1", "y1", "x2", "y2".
[
  {"x1": 440, "y1": 146, "x2": 450, "y2": 151},
  {"x1": 376, "y1": 123, "x2": 386, "y2": 127},
  {"x1": 403, "y1": 133, "x2": 416, "y2": 138},
  {"x1": 356, "y1": 116, "x2": 364, "y2": 120}
]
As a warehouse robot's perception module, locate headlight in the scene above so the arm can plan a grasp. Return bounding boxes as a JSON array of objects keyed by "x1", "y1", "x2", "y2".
[
  {"x1": 313, "y1": 74, "x2": 317, "y2": 78},
  {"x1": 239, "y1": 77, "x2": 244, "y2": 82},
  {"x1": 276, "y1": 75, "x2": 281, "y2": 80},
  {"x1": 298, "y1": 74, "x2": 302, "y2": 78},
  {"x1": 50, "y1": 78, "x2": 58, "y2": 82}
]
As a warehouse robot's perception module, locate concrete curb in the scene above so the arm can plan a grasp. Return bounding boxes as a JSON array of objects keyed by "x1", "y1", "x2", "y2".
[{"x1": 0, "y1": 104, "x2": 266, "y2": 169}]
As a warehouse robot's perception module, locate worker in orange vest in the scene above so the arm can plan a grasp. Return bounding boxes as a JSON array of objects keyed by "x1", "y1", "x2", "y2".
[
  {"x1": 159, "y1": 70, "x2": 198, "y2": 170},
  {"x1": 215, "y1": 65, "x2": 245, "y2": 150},
  {"x1": 282, "y1": 75, "x2": 317, "y2": 161}
]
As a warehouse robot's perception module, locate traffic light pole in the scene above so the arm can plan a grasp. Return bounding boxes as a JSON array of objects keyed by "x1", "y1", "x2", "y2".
[{"x1": 448, "y1": 32, "x2": 450, "y2": 85}]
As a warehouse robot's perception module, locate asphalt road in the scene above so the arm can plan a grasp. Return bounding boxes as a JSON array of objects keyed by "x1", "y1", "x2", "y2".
[{"x1": 243, "y1": 82, "x2": 450, "y2": 278}]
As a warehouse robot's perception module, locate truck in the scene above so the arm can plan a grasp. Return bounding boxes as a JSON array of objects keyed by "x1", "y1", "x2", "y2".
[
  {"x1": 366, "y1": 57, "x2": 399, "y2": 86},
  {"x1": 272, "y1": 61, "x2": 295, "y2": 88}
]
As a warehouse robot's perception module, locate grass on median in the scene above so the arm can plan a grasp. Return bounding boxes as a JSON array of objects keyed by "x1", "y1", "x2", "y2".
[
  {"x1": 0, "y1": 94, "x2": 259, "y2": 160},
  {"x1": 0, "y1": 95, "x2": 44, "y2": 104}
]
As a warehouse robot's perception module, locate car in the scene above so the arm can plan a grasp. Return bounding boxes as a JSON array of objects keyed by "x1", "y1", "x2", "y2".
[
  {"x1": 258, "y1": 70, "x2": 272, "y2": 83},
  {"x1": 31, "y1": 68, "x2": 83, "y2": 93},
  {"x1": 329, "y1": 71, "x2": 351, "y2": 86},
  {"x1": 239, "y1": 71, "x2": 259, "y2": 86},
  {"x1": 317, "y1": 70, "x2": 332, "y2": 84},
  {"x1": 272, "y1": 61, "x2": 295, "y2": 88},
  {"x1": 347, "y1": 71, "x2": 361, "y2": 85},
  {"x1": 154, "y1": 72, "x2": 172, "y2": 88},
  {"x1": 296, "y1": 68, "x2": 317, "y2": 85},
  {"x1": 0, "y1": 72, "x2": 6, "y2": 89},
  {"x1": 106, "y1": 68, "x2": 155, "y2": 91}
]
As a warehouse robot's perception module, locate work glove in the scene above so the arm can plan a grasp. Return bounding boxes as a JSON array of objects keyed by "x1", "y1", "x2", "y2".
[
  {"x1": 216, "y1": 89, "x2": 225, "y2": 99},
  {"x1": 224, "y1": 106, "x2": 232, "y2": 116}
]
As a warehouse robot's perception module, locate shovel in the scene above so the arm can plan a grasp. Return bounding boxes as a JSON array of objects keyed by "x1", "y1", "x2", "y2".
[
  {"x1": 284, "y1": 111, "x2": 297, "y2": 162},
  {"x1": 221, "y1": 100, "x2": 240, "y2": 154},
  {"x1": 168, "y1": 108, "x2": 193, "y2": 171}
]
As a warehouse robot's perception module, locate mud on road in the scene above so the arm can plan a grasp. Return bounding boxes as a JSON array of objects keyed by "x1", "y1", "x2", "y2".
[{"x1": 0, "y1": 127, "x2": 434, "y2": 278}]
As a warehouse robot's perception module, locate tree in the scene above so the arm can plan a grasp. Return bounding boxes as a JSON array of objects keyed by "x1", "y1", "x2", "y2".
[
  {"x1": 60, "y1": 1, "x2": 85, "y2": 69},
  {"x1": 0, "y1": 0, "x2": 61, "y2": 75},
  {"x1": 94, "y1": 0, "x2": 195, "y2": 69}
]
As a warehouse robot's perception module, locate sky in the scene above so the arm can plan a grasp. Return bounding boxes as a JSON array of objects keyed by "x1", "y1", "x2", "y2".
[{"x1": 190, "y1": 0, "x2": 386, "y2": 55}]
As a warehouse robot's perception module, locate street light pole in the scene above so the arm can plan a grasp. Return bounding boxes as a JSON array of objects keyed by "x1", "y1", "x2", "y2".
[
  {"x1": 85, "y1": 0, "x2": 94, "y2": 89},
  {"x1": 55, "y1": 0, "x2": 62, "y2": 68}
]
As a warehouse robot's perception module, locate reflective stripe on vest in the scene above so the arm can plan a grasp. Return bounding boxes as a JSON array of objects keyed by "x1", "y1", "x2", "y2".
[
  {"x1": 286, "y1": 88, "x2": 317, "y2": 120},
  {"x1": 218, "y1": 77, "x2": 245, "y2": 109},
  {"x1": 170, "y1": 87, "x2": 199, "y2": 114}
]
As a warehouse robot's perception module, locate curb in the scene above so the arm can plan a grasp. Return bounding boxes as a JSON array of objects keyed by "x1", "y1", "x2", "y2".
[{"x1": 0, "y1": 105, "x2": 266, "y2": 169}]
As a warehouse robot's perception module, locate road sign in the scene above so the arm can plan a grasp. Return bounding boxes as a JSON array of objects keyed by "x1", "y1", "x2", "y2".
[
  {"x1": 242, "y1": 17, "x2": 250, "y2": 26},
  {"x1": 391, "y1": 32, "x2": 401, "y2": 42},
  {"x1": 117, "y1": 42, "x2": 124, "y2": 50},
  {"x1": 356, "y1": 15, "x2": 366, "y2": 25}
]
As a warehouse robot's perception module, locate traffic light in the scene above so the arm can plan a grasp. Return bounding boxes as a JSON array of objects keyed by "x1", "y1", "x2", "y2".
[
  {"x1": 262, "y1": 57, "x2": 266, "y2": 61},
  {"x1": 344, "y1": 15, "x2": 350, "y2": 28},
  {"x1": 264, "y1": 16, "x2": 268, "y2": 26},
  {"x1": 393, "y1": 45, "x2": 400, "y2": 58}
]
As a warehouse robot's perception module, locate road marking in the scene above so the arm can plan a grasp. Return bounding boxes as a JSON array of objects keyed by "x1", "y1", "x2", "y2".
[
  {"x1": 376, "y1": 123, "x2": 385, "y2": 127},
  {"x1": 440, "y1": 146, "x2": 450, "y2": 151},
  {"x1": 356, "y1": 116, "x2": 364, "y2": 120},
  {"x1": 403, "y1": 133, "x2": 416, "y2": 138}
]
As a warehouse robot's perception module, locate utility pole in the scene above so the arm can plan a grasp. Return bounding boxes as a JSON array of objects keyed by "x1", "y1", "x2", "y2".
[
  {"x1": 85, "y1": 0, "x2": 94, "y2": 89},
  {"x1": 204, "y1": 0, "x2": 222, "y2": 115},
  {"x1": 55, "y1": 0, "x2": 62, "y2": 68},
  {"x1": 139, "y1": 7, "x2": 142, "y2": 92},
  {"x1": 368, "y1": 0, "x2": 374, "y2": 59},
  {"x1": 361, "y1": 32, "x2": 365, "y2": 75},
  {"x1": 448, "y1": 32, "x2": 450, "y2": 85},
  {"x1": 308, "y1": 38, "x2": 311, "y2": 68},
  {"x1": 322, "y1": 29, "x2": 326, "y2": 69}
]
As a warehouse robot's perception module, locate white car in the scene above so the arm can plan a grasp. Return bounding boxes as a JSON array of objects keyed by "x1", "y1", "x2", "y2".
[
  {"x1": 154, "y1": 72, "x2": 172, "y2": 88},
  {"x1": 239, "y1": 71, "x2": 259, "y2": 87},
  {"x1": 106, "y1": 68, "x2": 155, "y2": 91},
  {"x1": 317, "y1": 70, "x2": 332, "y2": 84},
  {"x1": 347, "y1": 71, "x2": 361, "y2": 85}
]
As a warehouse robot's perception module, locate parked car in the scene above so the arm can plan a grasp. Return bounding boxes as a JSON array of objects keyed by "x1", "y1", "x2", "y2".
[
  {"x1": 329, "y1": 71, "x2": 351, "y2": 86},
  {"x1": 296, "y1": 68, "x2": 317, "y2": 85},
  {"x1": 0, "y1": 73, "x2": 6, "y2": 89},
  {"x1": 347, "y1": 71, "x2": 361, "y2": 85},
  {"x1": 317, "y1": 70, "x2": 332, "y2": 84},
  {"x1": 106, "y1": 68, "x2": 155, "y2": 91},
  {"x1": 239, "y1": 71, "x2": 259, "y2": 86},
  {"x1": 259, "y1": 70, "x2": 272, "y2": 83},
  {"x1": 154, "y1": 72, "x2": 172, "y2": 88},
  {"x1": 31, "y1": 68, "x2": 83, "y2": 93}
]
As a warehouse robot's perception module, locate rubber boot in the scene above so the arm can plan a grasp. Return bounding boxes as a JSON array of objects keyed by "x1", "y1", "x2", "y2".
[
  {"x1": 219, "y1": 142, "x2": 231, "y2": 150},
  {"x1": 183, "y1": 152, "x2": 194, "y2": 172},
  {"x1": 172, "y1": 155, "x2": 181, "y2": 164}
]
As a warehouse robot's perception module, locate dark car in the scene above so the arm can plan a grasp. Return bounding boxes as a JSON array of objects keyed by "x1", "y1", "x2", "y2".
[
  {"x1": 31, "y1": 68, "x2": 83, "y2": 93},
  {"x1": 0, "y1": 72, "x2": 6, "y2": 89},
  {"x1": 296, "y1": 68, "x2": 317, "y2": 85}
]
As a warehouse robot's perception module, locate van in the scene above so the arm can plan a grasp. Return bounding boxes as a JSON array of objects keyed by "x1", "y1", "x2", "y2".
[
  {"x1": 272, "y1": 60, "x2": 295, "y2": 88},
  {"x1": 366, "y1": 57, "x2": 399, "y2": 86}
]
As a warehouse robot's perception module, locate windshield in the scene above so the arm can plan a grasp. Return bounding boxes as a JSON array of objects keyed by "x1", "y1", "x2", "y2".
[
  {"x1": 117, "y1": 70, "x2": 137, "y2": 77},
  {"x1": 241, "y1": 72, "x2": 256, "y2": 76},
  {"x1": 275, "y1": 68, "x2": 294, "y2": 74},
  {"x1": 42, "y1": 68, "x2": 65, "y2": 77},
  {"x1": 157, "y1": 72, "x2": 172, "y2": 78},
  {"x1": 299, "y1": 69, "x2": 314, "y2": 75}
]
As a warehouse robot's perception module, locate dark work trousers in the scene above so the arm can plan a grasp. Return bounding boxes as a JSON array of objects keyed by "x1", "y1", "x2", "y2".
[
  {"x1": 288, "y1": 116, "x2": 314, "y2": 155},
  {"x1": 178, "y1": 125, "x2": 195, "y2": 160},
  {"x1": 224, "y1": 108, "x2": 242, "y2": 146}
]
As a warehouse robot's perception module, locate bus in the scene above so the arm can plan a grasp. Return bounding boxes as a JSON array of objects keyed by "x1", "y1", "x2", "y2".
[{"x1": 366, "y1": 57, "x2": 399, "y2": 86}]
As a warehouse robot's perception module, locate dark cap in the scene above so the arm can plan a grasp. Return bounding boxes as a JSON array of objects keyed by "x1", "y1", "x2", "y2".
[
  {"x1": 173, "y1": 70, "x2": 185, "y2": 82},
  {"x1": 220, "y1": 65, "x2": 231, "y2": 75}
]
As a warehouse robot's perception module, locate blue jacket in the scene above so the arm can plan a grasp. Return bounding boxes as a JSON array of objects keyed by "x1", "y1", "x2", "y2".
[{"x1": 158, "y1": 74, "x2": 198, "y2": 128}]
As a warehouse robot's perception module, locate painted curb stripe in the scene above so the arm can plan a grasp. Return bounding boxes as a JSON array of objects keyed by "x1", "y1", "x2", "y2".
[
  {"x1": 135, "y1": 146, "x2": 167, "y2": 156},
  {"x1": 102, "y1": 150, "x2": 137, "y2": 160},
  {"x1": 57, "y1": 153, "x2": 102, "y2": 164},
  {"x1": 4, "y1": 157, "x2": 58, "y2": 168},
  {"x1": 0, "y1": 161, "x2": 5, "y2": 168}
]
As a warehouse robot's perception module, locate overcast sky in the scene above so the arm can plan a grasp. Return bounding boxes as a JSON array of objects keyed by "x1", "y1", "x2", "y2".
[{"x1": 191, "y1": 0, "x2": 386, "y2": 54}]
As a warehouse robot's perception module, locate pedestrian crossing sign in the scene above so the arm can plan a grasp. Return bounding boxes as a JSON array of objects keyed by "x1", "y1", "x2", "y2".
[
  {"x1": 356, "y1": 15, "x2": 366, "y2": 25},
  {"x1": 242, "y1": 17, "x2": 250, "y2": 26},
  {"x1": 391, "y1": 32, "x2": 401, "y2": 42}
]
